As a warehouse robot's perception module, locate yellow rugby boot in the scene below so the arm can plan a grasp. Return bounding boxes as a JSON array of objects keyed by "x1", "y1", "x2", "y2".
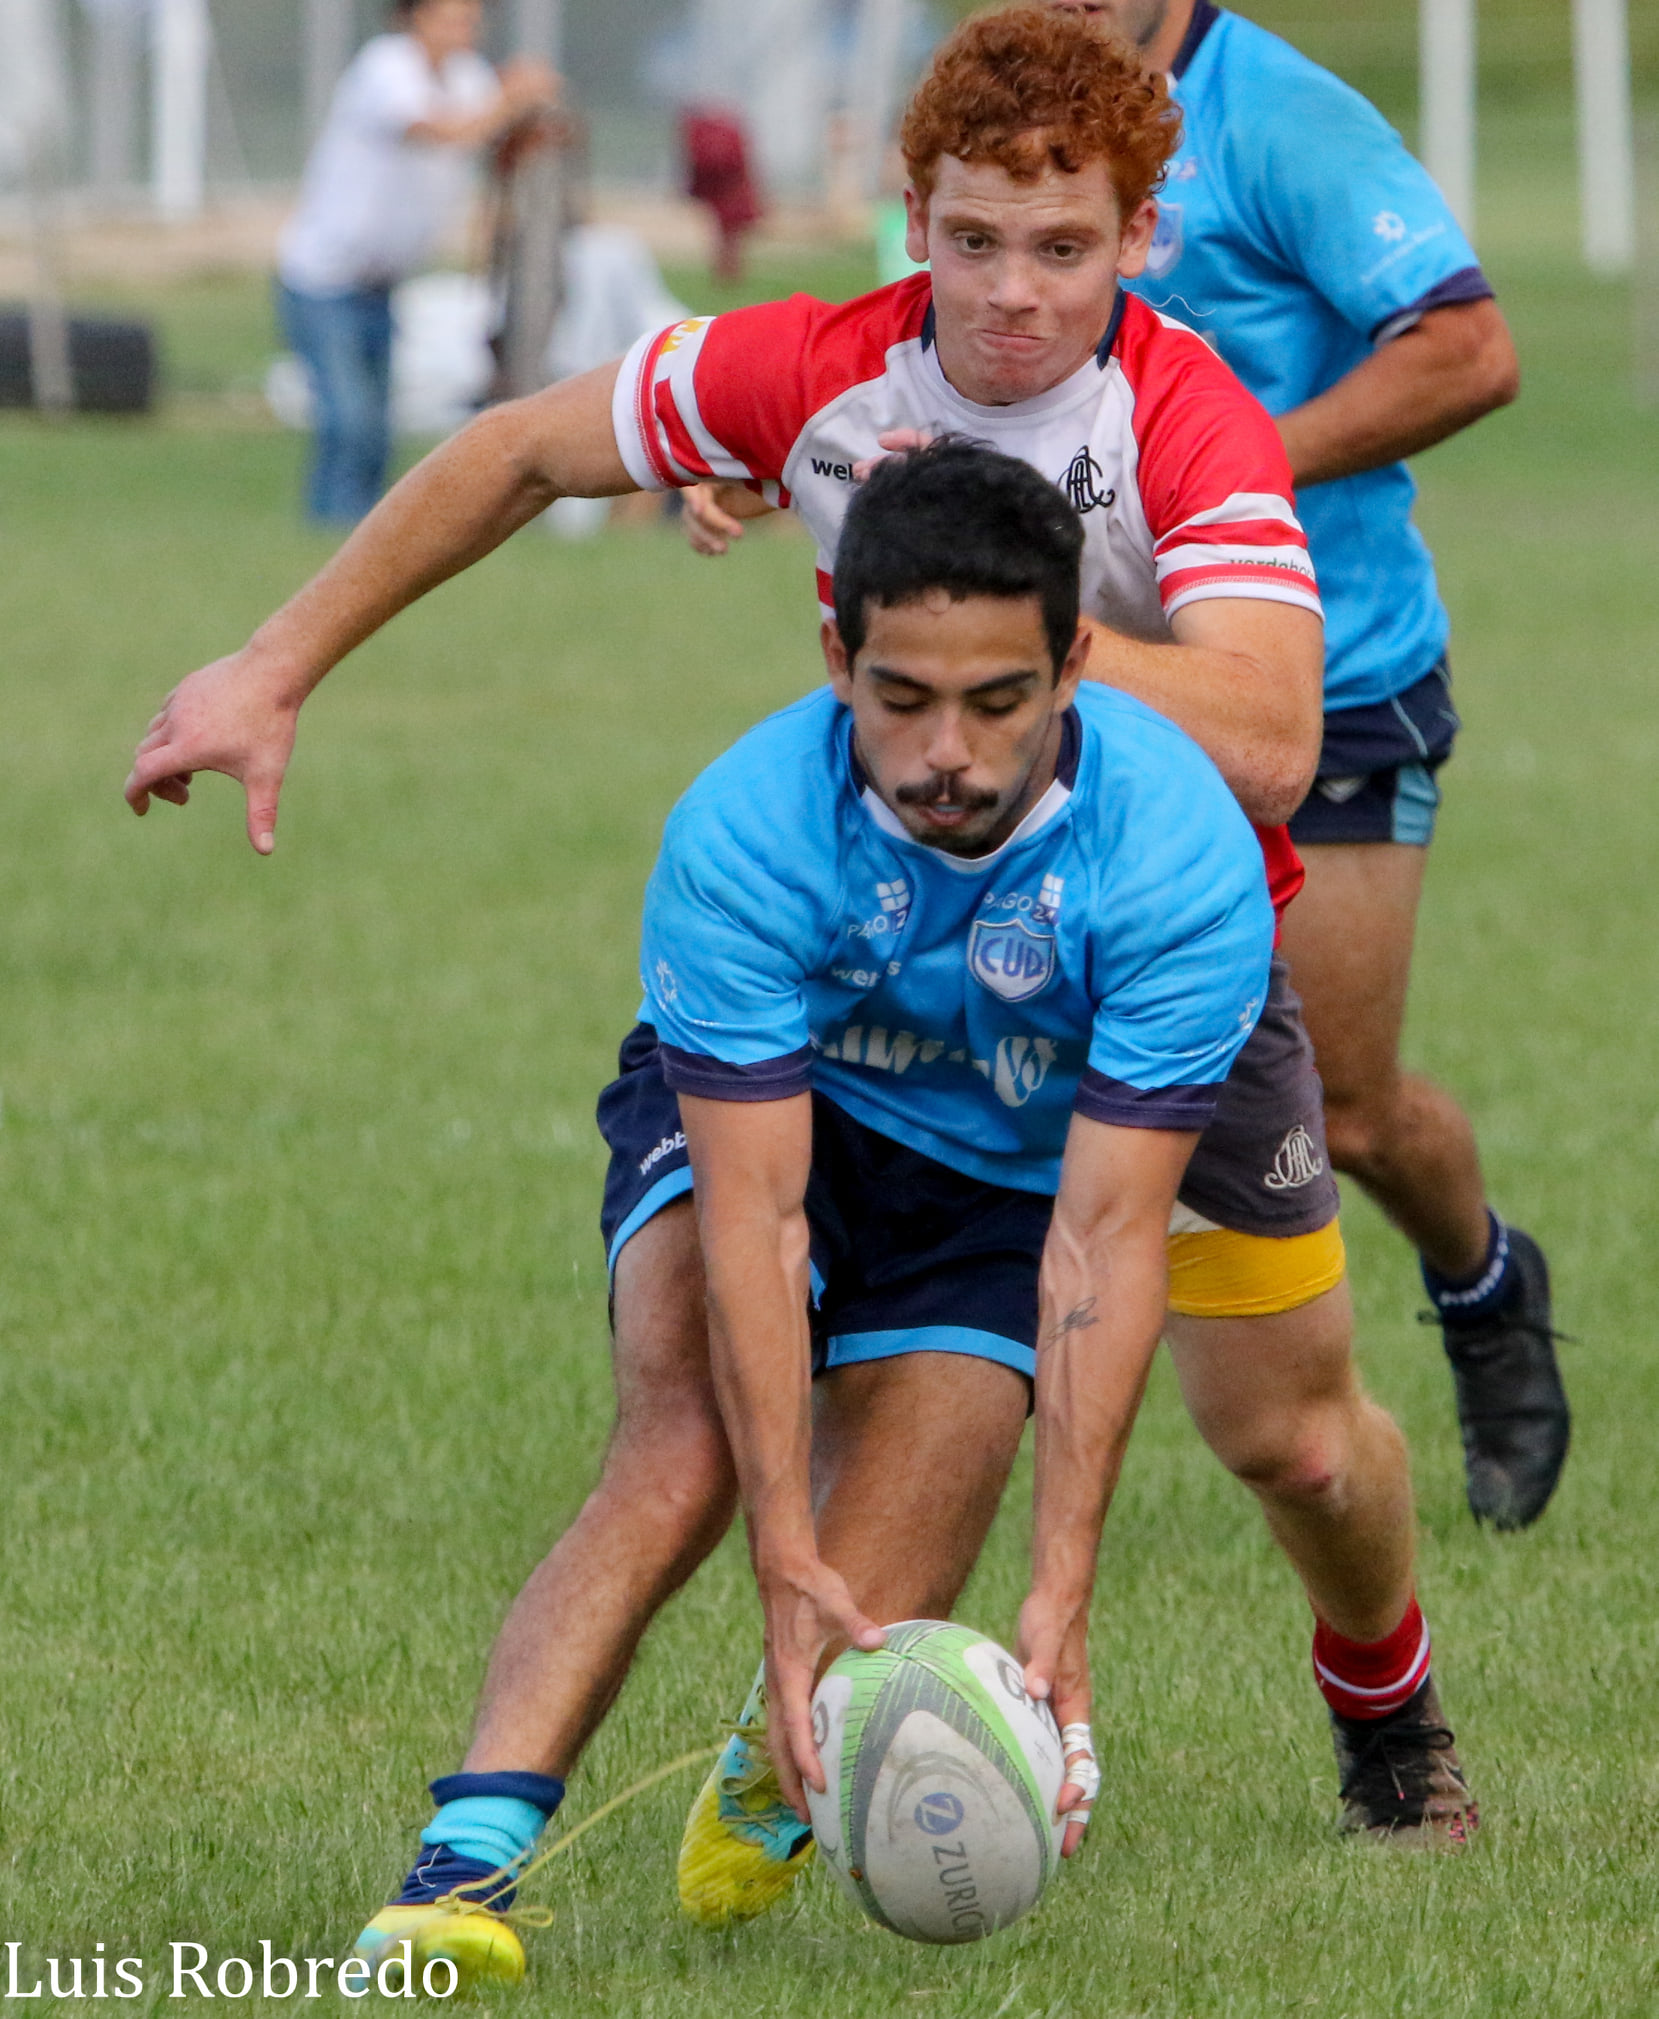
[
  {"x1": 678, "y1": 1666, "x2": 815, "y2": 1926},
  {"x1": 353, "y1": 1900, "x2": 527, "y2": 1994}
]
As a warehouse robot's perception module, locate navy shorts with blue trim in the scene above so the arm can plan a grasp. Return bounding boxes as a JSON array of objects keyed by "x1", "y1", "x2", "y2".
[
  {"x1": 1286, "y1": 661, "x2": 1459, "y2": 847},
  {"x1": 598, "y1": 1027, "x2": 1049, "y2": 1381}
]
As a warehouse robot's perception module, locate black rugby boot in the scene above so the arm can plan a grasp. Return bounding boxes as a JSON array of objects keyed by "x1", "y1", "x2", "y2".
[
  {"x1": 1436, "y1": 1227, "x2": 1570, "y2": 1530},
  {"x1": 1331, "y1": 1678, "x2": 1478, "y2": 1847}
]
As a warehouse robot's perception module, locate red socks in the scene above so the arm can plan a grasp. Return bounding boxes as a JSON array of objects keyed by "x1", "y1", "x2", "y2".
[{"x1": 1312, "y1": 1598, "x2": 1430, "y2": 1721}]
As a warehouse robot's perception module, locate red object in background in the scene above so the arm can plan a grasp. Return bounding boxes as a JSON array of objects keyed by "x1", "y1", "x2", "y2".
[{"x1": 680, "y1": 109, "x2": 763, "y2": 282}]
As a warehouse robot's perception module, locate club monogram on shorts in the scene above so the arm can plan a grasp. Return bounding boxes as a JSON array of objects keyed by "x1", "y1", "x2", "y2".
[{"x1": 1264, "y1": 1123, "x2": 1325, "y2": 1191}]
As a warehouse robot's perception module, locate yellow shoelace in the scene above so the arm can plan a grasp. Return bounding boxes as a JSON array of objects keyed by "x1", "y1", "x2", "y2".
[{"x1": 427, "y1": 1747, "x2": 723, "y2": 1930}]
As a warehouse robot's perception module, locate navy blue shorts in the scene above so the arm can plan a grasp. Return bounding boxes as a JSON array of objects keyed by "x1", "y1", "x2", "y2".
[
  {"x1": 599, "y1": 1027, "x2": 1050, "y2": 1381},
  {"x1": 1286, "y1": 661, "x2": 1459, "y2": 847}
]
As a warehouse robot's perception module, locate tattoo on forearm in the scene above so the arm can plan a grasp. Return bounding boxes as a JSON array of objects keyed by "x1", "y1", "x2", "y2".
[{"x1": 1047, "y1": 1297, "x2": 1101, "y2": 1344}]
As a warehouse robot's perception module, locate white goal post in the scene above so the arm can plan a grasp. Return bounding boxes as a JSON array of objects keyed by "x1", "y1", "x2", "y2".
[
  {"x1": 151, "y1": 0, "x2": 209, "y2": 218},
  {"x1": 1418, "y1": 0, "x2": 1636, "y2": 274},
  {"x1": 1573, "y1": 0, "x2": 1637, "y2": 274},
  {"x1": 1419, "y1": 0, "x2": 1476, "y2": 237}
]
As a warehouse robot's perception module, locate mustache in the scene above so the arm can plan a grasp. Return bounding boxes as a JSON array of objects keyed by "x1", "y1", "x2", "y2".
[{"x1": 893, "y1": 772, "x2": 1001, "y2": 813}]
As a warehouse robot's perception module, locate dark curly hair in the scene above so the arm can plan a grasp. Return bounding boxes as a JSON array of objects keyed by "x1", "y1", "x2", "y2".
[{"x1": 900, "y1": 6, "x2": 1181, "y2": 217}]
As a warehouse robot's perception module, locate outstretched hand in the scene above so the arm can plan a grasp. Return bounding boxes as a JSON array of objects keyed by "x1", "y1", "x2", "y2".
[
  {"x1": 759, "y1": 1554, "x2": 886, "y2": 1820},
  {"x1": 125, "y1": 652, "x2": 302, "y2": 855},
  {"x1": 1019, "y1": 1585, "x2": 1097, "y2": 1858}
]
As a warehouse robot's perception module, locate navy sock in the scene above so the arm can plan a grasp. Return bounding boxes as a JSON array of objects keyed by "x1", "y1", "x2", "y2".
[
  {"x1": 1422, "y1": 1210, "x2": 1517, "y2": 1325},
  {"x1": 392, "y1": 1771, "x2": 565, "y2": 1909}
]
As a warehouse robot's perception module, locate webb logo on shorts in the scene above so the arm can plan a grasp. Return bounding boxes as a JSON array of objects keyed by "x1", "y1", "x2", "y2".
[{"x1": 968, "y1": 877, "x2": 1063, "y2": 1005}]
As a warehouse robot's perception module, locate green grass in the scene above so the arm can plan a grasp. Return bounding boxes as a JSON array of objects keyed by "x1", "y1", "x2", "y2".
[{"x1": 4, "y1": 124, "x2": 1659, "y2": 2014}]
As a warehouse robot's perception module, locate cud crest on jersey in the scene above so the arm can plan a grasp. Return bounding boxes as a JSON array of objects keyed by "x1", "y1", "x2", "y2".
[{"x1": 968, "y1": 915, "x2": 1056, "y2": 1004}]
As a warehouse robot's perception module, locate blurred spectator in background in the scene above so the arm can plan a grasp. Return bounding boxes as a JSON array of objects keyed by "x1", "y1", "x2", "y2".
[
  {"x1": 679, "y1": 108, "x2": 763, "y2": 282},
  {"x1": 276, "y1": 0, "x2": 557, "y2": 526}
]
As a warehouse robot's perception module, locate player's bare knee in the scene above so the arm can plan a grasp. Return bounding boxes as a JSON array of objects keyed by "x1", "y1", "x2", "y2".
[
  {"x1": 1204, "y1": 1397, "x2": 1351, "y2": 1503},
  {"x1": 601, "y1": 1398, "x2": 734, "y2": 1531},
  {"x1": 1229, "y1": 1434, "x2": 1346, "y2": 1506}
]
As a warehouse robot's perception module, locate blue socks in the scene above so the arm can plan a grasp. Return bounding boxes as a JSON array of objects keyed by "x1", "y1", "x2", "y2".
[
  {"x1": 394, "y1": 1771, "x2": 565, "y2": 1908},
  {"x1": 1422, "y1": 1210, "x2": 1517, "y2": 1326}
]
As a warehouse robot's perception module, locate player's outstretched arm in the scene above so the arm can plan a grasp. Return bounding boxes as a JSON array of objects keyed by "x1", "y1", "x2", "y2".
[
  {"x1": 678, "y1": 1092, "x2": 885, "y2": 1819},
  {"x1": 1083, "y1": 599, "x2": 1325, "y2": 827},
  {"x1": 124, "y1": 361, "x2": 635, "y2": 853},
  {"x1": 1277, "y1": 299, "x2": 1520, "y2": 490},
  {"x1": 1019, "y1": 1115, "x2": 1197, "y2": 1850}
]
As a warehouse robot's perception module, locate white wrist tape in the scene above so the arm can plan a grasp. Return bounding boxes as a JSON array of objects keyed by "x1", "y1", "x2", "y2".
[{"x1": 1059, "y1": 1722, "x2": 1101, "y2": 1820}]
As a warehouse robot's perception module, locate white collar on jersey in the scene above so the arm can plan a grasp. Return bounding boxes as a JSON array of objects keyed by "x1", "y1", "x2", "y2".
[{"x1": 860, "y1": 771, "x2": 1073, "y2": 871}]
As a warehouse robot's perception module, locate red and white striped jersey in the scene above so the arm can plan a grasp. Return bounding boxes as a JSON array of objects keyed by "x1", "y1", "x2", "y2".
[{"x1": 612, "y1": 275, "x2": 1322, "y2": 641}]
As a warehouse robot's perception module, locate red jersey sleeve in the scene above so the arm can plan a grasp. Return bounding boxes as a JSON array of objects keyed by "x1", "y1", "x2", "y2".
[
  {"x1": 1116, "y1": 297, "x2": 1323, "y2": 622},
  {"x1": 611, "y1": 276, "x2": 933, "y2": 500}
]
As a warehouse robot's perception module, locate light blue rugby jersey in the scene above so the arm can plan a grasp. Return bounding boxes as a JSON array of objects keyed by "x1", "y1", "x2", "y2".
[
  {"x1": 638, "y1": 683, "x2": 1274, "y2": 1197},
  {"x1": 1123, "y1": 4, "x2": 1493, "y2": 712}
]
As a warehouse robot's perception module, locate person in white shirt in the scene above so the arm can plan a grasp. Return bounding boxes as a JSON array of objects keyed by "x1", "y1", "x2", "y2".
[{"x1": 277, "y1": 0, "x2": 555, "y2": 524}]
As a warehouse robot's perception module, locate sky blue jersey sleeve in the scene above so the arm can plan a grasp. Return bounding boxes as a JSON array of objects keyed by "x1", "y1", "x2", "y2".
[
  {"x1": 1075, "y1": 731, "x2": 1275, "y2": 1128},
  {"x1": 637, "y1": 757, "x2": 836, "y2": 1100},
  {"x1": 1234, "y1": 51, "x2": 1486, "y2": 341}
]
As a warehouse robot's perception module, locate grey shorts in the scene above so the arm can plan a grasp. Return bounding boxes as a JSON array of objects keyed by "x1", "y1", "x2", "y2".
[{"x1": 1177, "y1": 955, "x2": 1339, "y2": 1239}]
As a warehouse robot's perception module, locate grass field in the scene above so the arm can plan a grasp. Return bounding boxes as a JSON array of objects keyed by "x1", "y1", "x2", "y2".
[{"x1": 4, "y1": 114, "x2": 1659, "y2": 2015}]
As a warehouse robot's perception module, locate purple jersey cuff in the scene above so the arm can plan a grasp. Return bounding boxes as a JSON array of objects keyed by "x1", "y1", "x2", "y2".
[
  {"x1": 1371, "y1": 264, "x2": 1495, "y2": 345},
  {"x1": 659, "y1": 1042, "x2": 815, "y2": 1102},
  {"x1": 1073, "y1": 1067, "x2": 1218, "y2": 1132}
]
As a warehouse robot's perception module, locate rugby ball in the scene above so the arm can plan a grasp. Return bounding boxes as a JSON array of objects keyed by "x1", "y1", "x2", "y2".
[{"x1": 805, "y1": 1620, "x2": 1067, "y2": 1944}]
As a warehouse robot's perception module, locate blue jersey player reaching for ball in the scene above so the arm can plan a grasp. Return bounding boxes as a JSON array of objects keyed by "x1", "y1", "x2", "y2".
[{"x1": 345, "y1": 444, "x2": 1474, "y2": 1988}]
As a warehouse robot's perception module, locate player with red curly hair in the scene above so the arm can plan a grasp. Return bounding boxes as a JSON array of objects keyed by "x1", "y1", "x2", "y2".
[{"x1": 126, "y1": 8, "x2": 1474, "y2": 1982}]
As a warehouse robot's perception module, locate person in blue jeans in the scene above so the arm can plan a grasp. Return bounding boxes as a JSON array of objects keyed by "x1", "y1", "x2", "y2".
[
  {"x1": 275, "y1": 284, "x2": 397, "y2": 524},
  {"x1": 276, "y1": 0, "x2": 554, "y2": 524}
]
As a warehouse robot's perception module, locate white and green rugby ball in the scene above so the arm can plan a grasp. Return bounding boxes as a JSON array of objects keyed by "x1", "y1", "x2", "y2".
[{"x1": 806, "y1": 1620, "x2": 1068, "y2": 1944}]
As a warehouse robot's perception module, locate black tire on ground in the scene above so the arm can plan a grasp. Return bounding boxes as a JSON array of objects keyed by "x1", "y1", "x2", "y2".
[{"x1": 0, "y1": 310, "x2": 158, "y2": 414}]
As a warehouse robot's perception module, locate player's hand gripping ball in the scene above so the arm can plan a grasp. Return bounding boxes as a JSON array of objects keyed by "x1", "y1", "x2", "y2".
[{"x1": 805, "y1": 1620, "x2": 1070, "y2": 1944}]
